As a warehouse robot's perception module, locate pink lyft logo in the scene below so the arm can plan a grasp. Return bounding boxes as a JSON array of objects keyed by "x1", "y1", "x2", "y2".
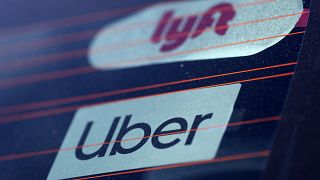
[{"x1": 151, "y1": 3, "x2": 236, "y2": 52}]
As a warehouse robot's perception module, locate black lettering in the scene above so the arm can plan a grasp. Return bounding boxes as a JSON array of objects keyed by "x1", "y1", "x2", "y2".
[
  {"x1": 185, "y1": 113, "x2": 213, "y2": 145},
  {"x1": 152, "y1": 117, "x2": 188, "y2": 149},
  {"x1": 110, "y1": 115, "x2": 151, "y2": 155},
  {"x1": 75, "y1": 117, "x2": 120, "y2": 160}
]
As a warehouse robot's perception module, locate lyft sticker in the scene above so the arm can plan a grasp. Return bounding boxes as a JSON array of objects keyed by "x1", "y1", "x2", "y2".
[
  {"x1": 48, "y1": 84, "x2": 241, "y2": 179},
  {"x1": 89, "y1": 0, "x2": 303, "y2": 70}
]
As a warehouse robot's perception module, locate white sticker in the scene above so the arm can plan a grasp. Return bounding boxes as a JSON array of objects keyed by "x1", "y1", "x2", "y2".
[
  {"x1": 48, "y1": 84, "x2": 241, "y2": 179},
  {"x1": 89, "y1": 0, "x2": 303, "y2": 70}
]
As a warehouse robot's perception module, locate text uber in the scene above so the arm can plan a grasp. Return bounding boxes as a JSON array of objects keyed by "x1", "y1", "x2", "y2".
[{"x1": 76, "y1": 113, "x2": 213, "y2": 160}]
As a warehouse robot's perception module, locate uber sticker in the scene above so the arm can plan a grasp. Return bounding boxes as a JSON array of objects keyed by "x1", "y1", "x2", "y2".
[
  {"x1": 48, "y1": 84, "x2": 241, "y2": 179},
  {"x1": 89, "y1": 0, "x2": 303, "y2": 70}
]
